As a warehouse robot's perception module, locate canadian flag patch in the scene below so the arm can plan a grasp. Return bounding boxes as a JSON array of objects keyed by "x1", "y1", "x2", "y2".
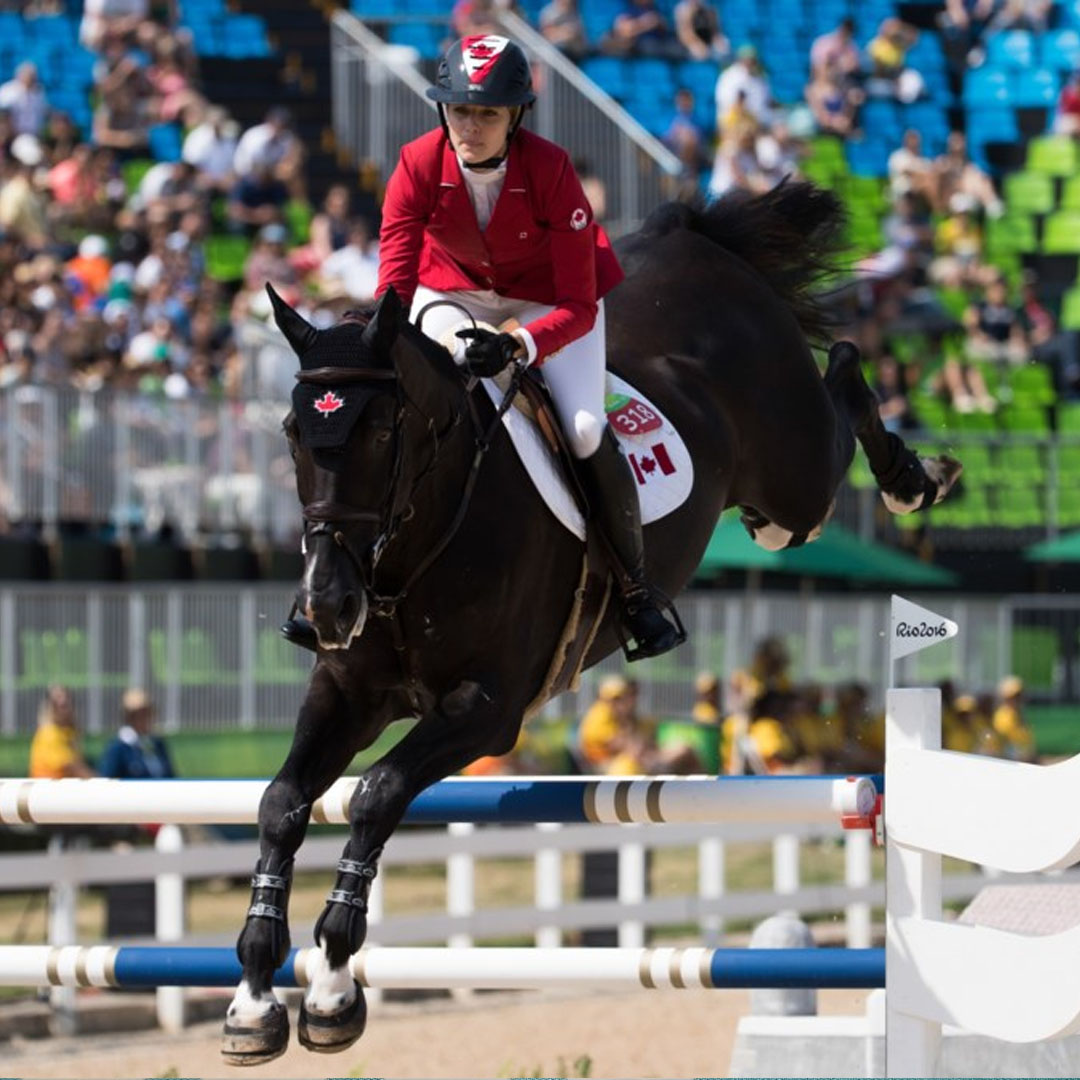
[
  {"x1": 626, "y1": 442, "x2": 676, "y2": 485},
  {"x1": 461, "y1": 35, "x2": 508, "y2": 84},
  {"x1": 314, "y1": 391, "x2": 345, "y2": 416}
]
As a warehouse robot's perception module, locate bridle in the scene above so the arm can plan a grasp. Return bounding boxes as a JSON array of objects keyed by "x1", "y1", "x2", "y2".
[{"x1": 292, "y1": 313, "x2": 523, "y2": 704}]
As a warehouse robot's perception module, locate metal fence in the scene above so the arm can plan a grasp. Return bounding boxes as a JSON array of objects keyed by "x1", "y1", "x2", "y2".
[
  {"x1": 329, "y1": 9, "x2": 683, "y2": 237},
  {"x1": 2, "y1": 586, "x2": 1078, "y2": 737}
]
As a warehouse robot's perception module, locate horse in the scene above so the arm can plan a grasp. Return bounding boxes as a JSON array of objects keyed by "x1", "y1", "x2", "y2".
[{"x1": 221, "y1": 180, "x2": 960, "y2": 1064}]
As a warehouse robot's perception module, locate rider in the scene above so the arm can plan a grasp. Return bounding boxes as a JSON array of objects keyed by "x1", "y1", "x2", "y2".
[{"x1": 375, "y1": 33, "x2": 681, "y2": 660}]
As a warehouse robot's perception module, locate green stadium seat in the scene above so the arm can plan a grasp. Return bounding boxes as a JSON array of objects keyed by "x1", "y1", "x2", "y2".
[
  {"x1": 1000, "y1": 404, "x2": 1050, "y2": 432},
  {"x1": 205, "y1": 233, "x2": 252, "y2": 283},
  {"x1": 910, "y1": 393, "x2": 949, "y2": 432},
  {"x1": 1027, "y1": 135, "x2": 1079, "y2": 177},
  {"x1": 1060, "y1": 287, "x2": 1080, "y2": 330},
  {"x1": 1055, "y1": 484, "x2": 1080, "y2": 527},
  {"x1": 985, "y1": 214, "x2": 1037, "y2": 256},
  {"x1": 1062, "y1": 175, "x2": 1080, "y2": 211},
  {"x1": 996, "y1": 443, "x2": 1045, "y2": 484},
  {"x1": 1058, "y1": 402, "x2": 1080, "y2": 433},
  {"x1": 1004, "y1": 171, "x2": 1056, "y2": 214},
  {"x1": 122, "y1": 158, "x2": 155, "y2": 195},
  {"x1": 1008, "y1": 362, "x2": 1057, "y2": 405},
  {"x1": 807, "y1": 136, "x2": 848, "y2": 176},
  {"x1": 1010, "y1": 625, "x2": 1060, "y2": 693},
  {"x1": 956, "y1": 440, "x2": 994, "y2": 482},
  {"x1": 995, "y1": 486, "x2": 1046, "y2": 527},
  {"x1": 1041, "y1": 211, "x2": 1080, "y2": 254}
]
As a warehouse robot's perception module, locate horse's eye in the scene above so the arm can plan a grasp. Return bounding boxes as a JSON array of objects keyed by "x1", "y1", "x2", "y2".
[{"x1": 374, "y1": 429, "x2": 392, "y2": 444}]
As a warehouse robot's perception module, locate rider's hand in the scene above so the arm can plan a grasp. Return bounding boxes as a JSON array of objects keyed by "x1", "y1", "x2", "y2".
[{"x1": 456, "y1": 328, "x2": 522, "y2": 378}]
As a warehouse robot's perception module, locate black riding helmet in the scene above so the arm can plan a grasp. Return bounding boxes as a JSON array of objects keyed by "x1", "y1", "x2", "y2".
[{"x1": 426, "y1": 35, "x2": 535, "y2": 169}]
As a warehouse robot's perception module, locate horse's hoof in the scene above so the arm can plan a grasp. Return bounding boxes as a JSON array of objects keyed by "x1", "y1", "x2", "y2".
[
  {"x1": 221, "y1": 1002, "x2": 290, "y2": 1067},
  {"x1": 298, "y1": 981, "x2": 367, "y2": 1054}
]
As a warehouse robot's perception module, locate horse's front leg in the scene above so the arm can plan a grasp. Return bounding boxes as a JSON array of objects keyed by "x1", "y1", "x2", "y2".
[
  {"x1": 222, "y1": 674, "x2": 367, "y2": 1067},
  {"x1": 299, "y1": 678, "x2": 520, "y2": 1053}
]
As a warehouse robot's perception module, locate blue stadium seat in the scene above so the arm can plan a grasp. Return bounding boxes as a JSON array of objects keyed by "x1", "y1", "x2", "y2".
[
  {"x1": 906, "y1": 34, "x2": 947, "y2": 73},
  {"x1": 183, "y1": 18, "x2": 221, "y2": 54},
  {"x1": 677, "y1": 60, "x2": 718, "y2": 100},
  {"x1": 1040, "y1": 28, "x2": 1080, "y2": 71},
  {"x1": 846, "y1": 137, "x2": 891, "y2": 177},
  {"x1": 387, "y1": 22, "x2": 442, "y2": 59},
  {"x1": 148, "y1": 123, "x2": 183, "y2": 162},
  {"x1": 1012, "y1": 68, "x2": 1060, "y2": 107},
  {"x1": 860, "y1": 100, "x2": 902, "y2": 145},
  {"x1": 985, "y1": 30, "x2": 1034, "y2": 69},
  {"x1": 222, "y1": 14, "x2": 272, "y2": 58},
  {"x1": 581, "y1": 56, "x2": 629, "y2": 100},
  {"x1": 963, "y1": 66, "x2": 1012, "y2": 106},
  {"x1": 966, "y1": 106, "x2": 1020, "y2": 170},
  {"x1": 178, "y1": 0, "x2": 226, "y2": 14},
  {"x1": 351, "y1": 0, "x2": 406, "y2": 16}
]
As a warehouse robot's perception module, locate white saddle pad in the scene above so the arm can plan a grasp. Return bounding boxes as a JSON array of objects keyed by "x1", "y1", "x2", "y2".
[{"x1": 482, "y1": 371, "x2": 694, "y2": 541}]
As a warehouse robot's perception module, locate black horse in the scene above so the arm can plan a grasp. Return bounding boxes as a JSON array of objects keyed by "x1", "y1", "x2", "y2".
[{"x1": 221, "y1": 181, "x2": 960, "y2": 1064}]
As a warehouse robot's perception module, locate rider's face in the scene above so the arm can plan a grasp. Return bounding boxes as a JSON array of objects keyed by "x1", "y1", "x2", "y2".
[{"x1": 445, "y1": 104, "x2": 512, "y2": 166}]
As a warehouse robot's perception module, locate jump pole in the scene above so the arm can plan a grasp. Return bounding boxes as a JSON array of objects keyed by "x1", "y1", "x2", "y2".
[
  {"x1": 0, "y1": 945, "x2": 885, "y2": 991},
  {"x1": 0, "y1": 774, "x2": 879, "y2": 828}
]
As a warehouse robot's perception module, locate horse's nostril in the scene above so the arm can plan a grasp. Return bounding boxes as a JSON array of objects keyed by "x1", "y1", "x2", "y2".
[{"x1": 339, "y1": 593, "x2": 360, "y2": 629}]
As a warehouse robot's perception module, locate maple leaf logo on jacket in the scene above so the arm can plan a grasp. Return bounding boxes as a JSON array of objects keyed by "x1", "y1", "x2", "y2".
[
  {"x1": 314, "y1": 391, "x2": 345, "y2": 416},
  {"x1": 462, "y1": 35, "x2": 508, "y2": 84}
]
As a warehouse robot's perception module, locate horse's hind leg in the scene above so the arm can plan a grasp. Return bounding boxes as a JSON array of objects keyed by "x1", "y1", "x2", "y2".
[
  {"x1": 823, "y1": 340, "x2": 962, "y2": 512},
  {"x1": 222, "y1": 675, "x2": 365, "y2": 1067},
  {"x1": 299, "y1": 680, "x2": 520, "y2": 1053}
]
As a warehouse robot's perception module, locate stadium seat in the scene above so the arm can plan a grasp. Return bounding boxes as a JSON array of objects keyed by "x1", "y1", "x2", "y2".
[
  {"x1": 1060, "y1": 286, "x2": 1080, "y2": 329},
  {"x1": 1000, "y1": 403, "x2": 1051, "y2": 432},
  {"x1": 996, "y1": 487, "x2": 1045, "y2": 528},
  {"x1": 1055, "y1": 484, "x2": 1080, "y2": 527},
  {"x1": 1040, "y1": 28, "x2": 1080, "y2": 71},
  {"x1": 963, "y1": 66, "x2": 1012, "y2": 107},
  {"x1": 846, "y1": 137, "x2": 890, "y2": 177},
  {"x1": 859, "y1": 100, "x2": 902, "y2": 145},
  {"x1": 206, "y1": 233, "x2": 252, "y2": 283},
  {"x1": 1027, "y1": 135, "x2": 1079, "y2": 177},
  {"x1": 1042, "y1": 211, "x2": 1080, "y2": 253},
  {"x1": 1012, "y1": 68, "x2": 1060, "y2": 107},
  {"x1": 986, "y1": 30, "x2": 1034, "y2": 70},
  {"x1": 1003, "y1": 171, "x2": 1055, "y2": 215},
  {"x1": 985, "y1": 213, "x2": 1037, "y2": 256},
  {"x1": 1008, "y1": 362, "x2": 1057, "y2": 405},
  {"x1": 1057, "y1": 401, "x2": 1080, "y2": 433},
  {"x1": 997, "y1": 443, "x2": 1046, "y2": 484},
  {"x1": 148, "y1": 123, "x2": 183, "y2": 162},
  {"x1": 581, "y1": 56, "x2": 628, "y2": 100}
]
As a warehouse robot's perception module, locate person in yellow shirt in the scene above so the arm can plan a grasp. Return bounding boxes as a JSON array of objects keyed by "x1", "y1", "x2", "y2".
[
  {"x1": 577, "y1": 675, "x2": 632, "y2": 770},
  {"x1": 28, "y1": 685, "x2": 96, "y2": 779},
  {"x1": 993, "y1": 675, "x2": 1035, "y2": 762}
]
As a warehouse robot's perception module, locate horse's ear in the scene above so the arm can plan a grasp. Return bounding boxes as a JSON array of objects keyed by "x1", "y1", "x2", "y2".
[
  {"x1": 267, "y1": 283, "x2": 318, "y2": 356},
  {"x1": 362, "y1": 287, "x2": 403, "y2": 355}
]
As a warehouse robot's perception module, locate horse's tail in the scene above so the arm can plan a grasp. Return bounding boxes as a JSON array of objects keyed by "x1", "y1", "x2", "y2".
[{"x1": 642, "y1": 179, "x2": 846, "y2": 346}]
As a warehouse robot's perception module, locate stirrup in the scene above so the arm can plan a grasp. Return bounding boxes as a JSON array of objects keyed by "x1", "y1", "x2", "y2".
[{"x1": 614, "y1": 585, "x2": 687, "y2": 663}]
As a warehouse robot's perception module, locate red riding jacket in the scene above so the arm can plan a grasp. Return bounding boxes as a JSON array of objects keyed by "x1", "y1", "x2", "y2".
[{"x1": 376, "y1": 127, "x2": 624, "y2": 363}]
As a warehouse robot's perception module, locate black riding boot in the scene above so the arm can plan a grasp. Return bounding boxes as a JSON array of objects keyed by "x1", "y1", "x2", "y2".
[{"x1": 578, "y1": 430, "x2": 685, "y2": 662}]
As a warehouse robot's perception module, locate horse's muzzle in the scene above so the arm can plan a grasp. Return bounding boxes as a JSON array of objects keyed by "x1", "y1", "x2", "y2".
[{"x1": 299, "y1": 587, "x2": 368, "y2": 650}]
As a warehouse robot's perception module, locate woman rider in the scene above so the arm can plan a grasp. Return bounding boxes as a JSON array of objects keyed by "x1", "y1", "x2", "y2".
[{"x1": 374, "y1": 34, "x2": 681, "y2": 660}]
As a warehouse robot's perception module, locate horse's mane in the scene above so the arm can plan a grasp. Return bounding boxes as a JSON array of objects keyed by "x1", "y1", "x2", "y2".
[{"x1": 638, "y1": 180, "x2": 847, "y2": 347}]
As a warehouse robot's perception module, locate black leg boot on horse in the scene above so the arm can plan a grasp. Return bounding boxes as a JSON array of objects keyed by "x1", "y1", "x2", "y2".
[{"x1": 579, "y1": 429, "x2": 686, "y2": 661}]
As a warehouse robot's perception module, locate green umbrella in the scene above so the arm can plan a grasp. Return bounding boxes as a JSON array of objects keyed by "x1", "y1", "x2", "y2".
[
  {"x1": 1025, "y1": 530, "x2": 1080, "y2": 562},
  {"x1": 696, "y1": 512, "x2": 958, "y2": 586}
]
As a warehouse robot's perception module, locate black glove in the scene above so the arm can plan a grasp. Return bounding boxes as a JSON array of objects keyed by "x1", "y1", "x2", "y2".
[{"x1": 456, "y1": 327, "x2": 521, "y2": 378}]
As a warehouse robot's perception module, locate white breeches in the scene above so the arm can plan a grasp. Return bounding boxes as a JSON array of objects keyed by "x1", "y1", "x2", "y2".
[{"x1": 410, "y1": 285, "x2": 608, "y2": 459}]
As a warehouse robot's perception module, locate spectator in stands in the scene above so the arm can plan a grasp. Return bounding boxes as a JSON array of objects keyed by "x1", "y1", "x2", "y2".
[
  {"x1": 244, "y1": 221, "x2": 298, "y2": 297},
  {"x1": 874, "y1": 352, "x2": 917, "y2": 433},
  {"x1": 29, "y1": 686, "x2": 96, "y2": 779},
  {"x1": 0, "y1": 62, "x2": 49, "y2": 137},
  {"x1": 92, "y1": 78, "x2": 152, "y2": 161},
  {"x1": 929, "y1": 192, "x2": 985, "y2": 290},
  {"x1": 605, "y1": 0, "x2": 681, "y2": 59},
  {"x1": 99, "y1": 688, "x2": 176, "y2": 779},
  {"x1": 708, "y1": 123, "x2": 770, "y2": 199},
  {"x1": 136, "y1": 160, "x2": 203, "y2": 218},
  {"x1": 314, "y1": 218, "x2": 379, "y2": 303},
  {"x1": 755, "y1": 120, "x2": 804, "y2": 186},
  {"x1": 831, "y1": 681, "x2": 883, "y2": 772},
  {"x1": 715, "y1": 45, "x2": 772, "y2": 131},
  {"x1": 805, "y1": 59, "x2": 862, "y2": 138},
  {"x1": 0, "y1": 133, "x2": 49, "y2": 249},
  {"x1": 80, "y1": 0, "x2": 149, "y2": 51},
  {"x1": 673, "y1": 0, "x2": 729, "y2": 64},
  {"x1": 1021, "y1": 272, "x2": 1080, "y2": 399},
  {"x1": 963, "y1": 274, "x2": 1028, "y2": 369},
  {"x1": 305, "y1": 183, "x2": 353, "y2": 267},
  {"x1": 862, "y1": 190, "x2": 934, "y2": 284},
  {"x1": 146, "y1": 35, "x2": 202, "y2": 125},
  {"x1": 574, "y1": 156, "x2": 608, "y2": 221},
  {"x1": 577, "y1": 674, "x2": 638, "y2": 772},
  {"x1": 42, "y1": 110, "x2": 82, "y2": 167},
  {"x1": 865, "y1": 18, "x2": 923, "y2": 103},
  {"x1": 539, "y1": 0, "x2": 588, "y2": 61},
  {"x1": 663, "y1": 86, "x2": 708, "y2": 191},
  {"x1": 932, "y1": 131, "x2": 1003, "y2": 219},
  {"x1": 451, "y1": 0, "x2": 502, "y2": 40},
  {"x1": 233, "y1": 107, "x2": 304, "y2": 191},
  {"x1": 990, "y1": 0, "x2": 1052, "y2": 33},
  {"x1": 888, "y1": 129, "x2": 935, "y2": 204},
  {"x1": 993, "y1": 675, "x2": 1036, "y2": 761},
  {"x1": 182, "y1": 105, "x2": 239, "y2": 194},
  {"x1": 809, "y1": 17, "x2": 861, "y2": 82},
  {"x1": 1053, "y1": 68, "x2": 1080, "y2": 137},
  {"x1": 226, "y1": 161, "x2": 289, "y2": 235},
  {"x1": 939, "y1": 0, "x2": 996, "y2": 85}
]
